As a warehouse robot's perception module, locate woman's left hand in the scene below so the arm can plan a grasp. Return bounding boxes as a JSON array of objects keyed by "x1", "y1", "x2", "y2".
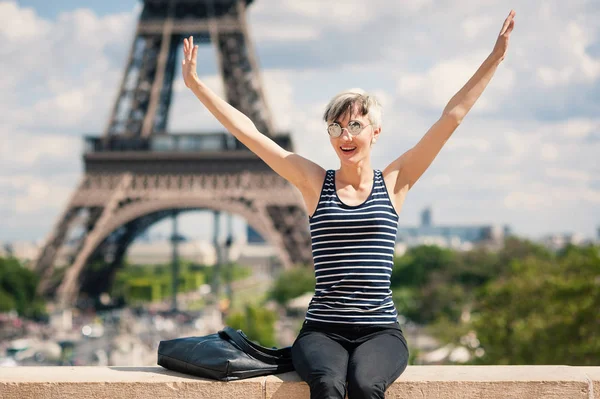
[{"x1": 492, "y1": 10, "x2": 516, "y2": 61}]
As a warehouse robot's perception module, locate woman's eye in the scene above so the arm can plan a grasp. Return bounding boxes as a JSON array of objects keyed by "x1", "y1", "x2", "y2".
[{"x1": 349, "y1": 121, "x2": 361, "y2": 130}]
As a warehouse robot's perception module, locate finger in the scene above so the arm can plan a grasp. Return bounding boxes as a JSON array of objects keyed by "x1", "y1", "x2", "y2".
[
  {"x1": 190, "y1": 36, "x2": 194, "y2": 51},
  {"x1": 192, "y1": 45, "x2": 198, "y2": 63},
  {"x1": 505, "y1": 18, "x2": 515, "y2": 35},
  {"x1": 502, "y1": 15, "x2": 515, "y2": 36},
  {"x1": 500, "y1": 18, "x2": 511, "y2": 35},
  {"x1": 499, "y1": 10, "x2": 515, "y2": 35}
]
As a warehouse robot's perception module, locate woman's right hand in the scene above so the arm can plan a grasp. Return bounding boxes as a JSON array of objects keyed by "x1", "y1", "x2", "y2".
[{"x1": 182, "y1": 36, "x2": 199, "y2": 88}]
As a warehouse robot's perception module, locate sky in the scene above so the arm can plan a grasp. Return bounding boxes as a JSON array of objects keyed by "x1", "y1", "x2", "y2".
[{"x1": 1, "y1": 0, "x2": 599, "y2": 245}]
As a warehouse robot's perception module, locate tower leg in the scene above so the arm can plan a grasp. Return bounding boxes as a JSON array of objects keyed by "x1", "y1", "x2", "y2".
[
  {"x1": 35, "y1": 178, "x2": 87, "y2": 297},
  {"x1": 57, "y1": 174, "x2": 133, "y2": 307}
]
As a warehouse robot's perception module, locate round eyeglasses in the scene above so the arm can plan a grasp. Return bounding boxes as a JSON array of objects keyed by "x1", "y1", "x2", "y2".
[{"x1": 327, "y1": 120, "x2": 372, "y2": 138}]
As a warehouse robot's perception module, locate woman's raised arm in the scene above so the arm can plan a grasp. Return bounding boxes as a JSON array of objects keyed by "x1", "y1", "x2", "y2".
[
  {"x1": 181, "y1": 36, "x2": 323, "y2": 192},
  {"x1": 383, "y1": 10, "x2": 516, "y2": 192}
]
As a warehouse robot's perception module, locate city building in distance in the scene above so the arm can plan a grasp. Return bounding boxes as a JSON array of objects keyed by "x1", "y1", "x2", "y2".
[{"x1": 395, "y1": 207, "x2": 511, "y2": 253}]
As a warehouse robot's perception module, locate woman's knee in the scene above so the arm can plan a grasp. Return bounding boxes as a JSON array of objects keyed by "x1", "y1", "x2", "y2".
[
  {"x1": 347, "y1": 375, "x2": 385, "y2": 399},
  {"x1": 308, "y1": 375, "x2": 346, "y2": 399}
]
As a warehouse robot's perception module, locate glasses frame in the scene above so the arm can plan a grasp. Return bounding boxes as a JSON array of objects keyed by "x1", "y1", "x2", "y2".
[{"x1": 327, "y1": 120, "x2": 372, "y2": 138}]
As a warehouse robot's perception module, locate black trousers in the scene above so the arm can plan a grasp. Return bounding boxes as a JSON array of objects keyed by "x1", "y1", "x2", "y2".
[{"x1": 291, "y1": 320, "x2": 409, "y2": 399}]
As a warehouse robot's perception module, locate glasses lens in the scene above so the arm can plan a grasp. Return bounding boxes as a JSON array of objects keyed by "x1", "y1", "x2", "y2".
[
  {"x1": 328, "y1": 123, "x2": 341, "y2": 137},
  {"x1": 348, "y1": 121, "x2": 363, "y2": 134}
]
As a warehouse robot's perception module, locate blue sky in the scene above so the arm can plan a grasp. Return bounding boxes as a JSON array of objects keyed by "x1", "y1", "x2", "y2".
[
  {"x1": 16, "y1": 0, "x2": 135, "y2": 18},
  {"x1": 1, "y1": 0, "x2": 599, "y2": 245}
]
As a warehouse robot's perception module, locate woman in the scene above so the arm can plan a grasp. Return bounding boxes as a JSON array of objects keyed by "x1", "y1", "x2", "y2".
[{"x1": 181, "y1": 9, "x2": 515, "y2": 399}]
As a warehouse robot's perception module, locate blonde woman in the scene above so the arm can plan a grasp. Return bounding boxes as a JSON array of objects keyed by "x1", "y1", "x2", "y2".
[{"x1": 181, "y1": 9, "x2": 515, "y2": 399}]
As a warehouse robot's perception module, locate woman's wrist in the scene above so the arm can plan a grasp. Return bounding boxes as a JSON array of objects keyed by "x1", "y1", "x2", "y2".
[
  {"x1": 188, "y1": 76, "x2": 208, "y2": 96},
  {"x1": 489, "y1": 50, "x2": 505, "y2": 64},
  {"x1": 185, "y1": 74, "x2": 201, "y2": 90}
]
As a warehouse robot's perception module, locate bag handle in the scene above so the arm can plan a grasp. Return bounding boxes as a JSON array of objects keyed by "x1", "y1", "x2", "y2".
[{"x1": 220, "y1": 327, "x2": 289, "y2": 364}]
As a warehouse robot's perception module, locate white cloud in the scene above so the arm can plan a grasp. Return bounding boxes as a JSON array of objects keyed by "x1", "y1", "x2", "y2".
[
  {"x1": 504, "y1": 184, "x2": 600, "y2": 211},
  {"x1": 262, "y1": 70, "x2": 296, "y2": 131},
  {"x1": 396, "y1": 52, "x2": 516, "y2": 111},
  {"x1": 504, "y1": 190, "x2": 553, "y2": 210},
  {"x1": 252, "y1": 24, "x2": 320, "y2": 42},
  {"x1": 530, "y1": 16, "x2": 600, "y2": 87},
  {"x1": 0, "y1": 1, "x2": 51, "y2": 40},
  {"x1": 445, "y1": 137, "x2": 491, "y2": 152},
  {"x1": 546, "y1": 167, "x2": 590, "y2": 183},
  {"x1": 561, "y1": 119, "x2": 598, "y2": 139},
  {"x1": 430, "y1": 174, "x2": 452, "y2": 186},
  {"x1": 462, "y1": 15, "x2": 495, "y2": 40},
  {"x1": 0, "y1": 131, "x2": 80, "y2": 167},
  {"x1": 540, "y1": 143, "x2": 559, "y2": 161},
  {"x1": 0, "y1": 174, "x2": 76, "y2": 214},
  {"x1": 249, "y1": 0, "x2": 380, "y2": 41},
  {"x1": 502, "y1": 130, "x2": 537, "y2": 165},
  {"x1": 282, "y1": 0, "x2": 376, "y2": 28},
  {"x1": 0, "y1": 3, "x2": 137, "y2": 131},
  {"x1": 0, "y1": 3, "x2": 138, "y2": 240}
]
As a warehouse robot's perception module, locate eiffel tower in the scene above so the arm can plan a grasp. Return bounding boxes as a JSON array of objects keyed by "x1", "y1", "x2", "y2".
[{"x1": 33, "y1": 0, "x2": 312, "y2": 307}]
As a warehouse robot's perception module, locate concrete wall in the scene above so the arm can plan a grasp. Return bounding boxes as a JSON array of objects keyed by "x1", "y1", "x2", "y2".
[{"x1": 1, "y1": 366, "x2": 599, "y2": 398}]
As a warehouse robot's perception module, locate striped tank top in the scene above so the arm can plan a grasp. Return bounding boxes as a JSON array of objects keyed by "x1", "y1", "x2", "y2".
[{"x1": 305, "y1": 169, "x2": 399, "y2": 325}]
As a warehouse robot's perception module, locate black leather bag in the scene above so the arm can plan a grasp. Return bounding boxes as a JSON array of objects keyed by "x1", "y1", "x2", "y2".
[{"x1": 157, "y1": 326, "x2": 295, "y2": 381}]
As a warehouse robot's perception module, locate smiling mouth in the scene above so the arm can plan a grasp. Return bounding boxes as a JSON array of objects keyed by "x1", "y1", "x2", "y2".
[{"x1": 340, "y1": 146, "x2": 357, "y2": 153}]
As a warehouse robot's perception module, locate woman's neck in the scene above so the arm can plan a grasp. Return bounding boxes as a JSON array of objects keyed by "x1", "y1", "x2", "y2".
[{"x1": 337, "y1": 164, "x2": 374, "y2": 190}]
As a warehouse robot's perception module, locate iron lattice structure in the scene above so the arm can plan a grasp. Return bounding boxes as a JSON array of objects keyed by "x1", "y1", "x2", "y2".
[{"x1": 34, "y1": 0, "x2": 311, "y2": 306}]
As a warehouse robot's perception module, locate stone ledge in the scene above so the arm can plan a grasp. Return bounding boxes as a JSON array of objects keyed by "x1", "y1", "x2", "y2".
[{"x1": 0, "y1": 366, "x2": 598, "y2": 399}]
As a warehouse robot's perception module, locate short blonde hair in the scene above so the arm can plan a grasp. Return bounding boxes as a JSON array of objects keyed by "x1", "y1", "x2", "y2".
[{"x1": 323, "y1": 88, "x2": 382, "y2": 129}]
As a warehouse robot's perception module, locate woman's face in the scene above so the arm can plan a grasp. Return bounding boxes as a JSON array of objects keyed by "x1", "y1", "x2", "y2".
[{"x1": 329, "y1": 112, "x2": 380, "y2": 166}]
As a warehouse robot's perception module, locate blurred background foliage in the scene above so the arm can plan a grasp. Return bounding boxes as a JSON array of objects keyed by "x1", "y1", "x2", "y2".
[
  {"x1": 225, "y1": 303, "x2": 278, "y2": 348},
  {"x1": 267, "y1": 267, "x2": 315, "y2": 306},
  {"x1": 1, "y1": 237, "x2": 599, "y2": 364},
  {"x1": 0, "y1": 256, "x2": 46, "y2": 319}
]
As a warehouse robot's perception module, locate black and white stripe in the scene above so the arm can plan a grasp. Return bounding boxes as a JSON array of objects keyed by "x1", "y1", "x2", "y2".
[{"x1": 306, "y1": 169, "x2": 400, "y2": 325}]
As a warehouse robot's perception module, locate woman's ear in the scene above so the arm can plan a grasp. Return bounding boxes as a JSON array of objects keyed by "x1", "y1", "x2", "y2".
[{"x1": 372, "y1": 127, "x2": 381, "y2": 144}]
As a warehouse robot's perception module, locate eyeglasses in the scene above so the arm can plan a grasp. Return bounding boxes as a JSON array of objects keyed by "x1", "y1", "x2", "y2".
[{"x1": 327, "y1": 120, "x2": 371, "y2": 138}]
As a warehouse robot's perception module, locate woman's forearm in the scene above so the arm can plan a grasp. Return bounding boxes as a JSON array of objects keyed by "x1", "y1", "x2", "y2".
[
  {"x1": 442, "y1": 53, "x2": 503, "y2": 122},
  {"x1": 188, "y1": 76, "x2": 258, "y2": 138}
]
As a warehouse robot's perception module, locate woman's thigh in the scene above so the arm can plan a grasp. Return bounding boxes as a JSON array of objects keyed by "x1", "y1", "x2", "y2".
[
  {"x1": 347, "y1": 331, "x2": 409, "y2": 387},
  {"x1": 291, "y1": 330, "x2": 349, "y2": 382}
]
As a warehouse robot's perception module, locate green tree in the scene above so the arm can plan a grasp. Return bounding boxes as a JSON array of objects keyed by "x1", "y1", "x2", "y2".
[
  {"x1": 472, "y1": 245, "x2": 600, "y2": 365},
  {"x1": 391, "y1": 239, "x2": 555, "y2": 325},
  {"x1": 419, "y1": 247, "x2": 501, "y2": 324},
  {"x1": 190, "y1": 262, "x2": 251, "y2": 287},
  {"x1": 498, "y1": 236, "x2": 553, "y2": 265},
  {"x1": 268, "y1": 267, "x2": 315, "y2": 306},
  {"x1": 226, "y1": 304, "x2": 278, "y2": 347},
  {"x1": 391, "y1": 245, "x2": 462, "y2": 323},
  {"x1": 0, "y1": 256, "x2": 47, "y2": 318},
  {"x1": 391, "y1": 245, "x2": 457, "y2": 288}
]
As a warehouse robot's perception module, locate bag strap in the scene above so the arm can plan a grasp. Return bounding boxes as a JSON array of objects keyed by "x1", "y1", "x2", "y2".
[{"x1": 220, "y1": 327, "x2": 290, "y2": 364}]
